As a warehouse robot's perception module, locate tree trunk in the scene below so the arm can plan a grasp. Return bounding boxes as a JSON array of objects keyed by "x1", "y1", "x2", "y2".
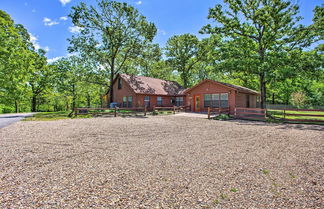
[
  {"x1": 109, "y1": 69, "x2": 115, "y2": 105},
  {"x1": 86, "y1": 93, "x2": 91, "y2": 108},
  {"x1": 14, "y1": 100, "x2": 19, "y2": 113},
  {"x1": 31, "y1": 95, "x2": 37, "y2": 112},
  {"x1": 272, "y1": 93, "x2": 275, "y2": 104},
  {"x1": 259, "y1": 72, "x2": 266, "y2": 109}
]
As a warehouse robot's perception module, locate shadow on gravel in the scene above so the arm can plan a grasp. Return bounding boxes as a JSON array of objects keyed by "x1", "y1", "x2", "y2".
[
  {"x1": 232, "y1": 119, "x2": 323, "y2": 132},
  {"x1": 0, "y1": 116, "x2": 23, "y2": 119}
]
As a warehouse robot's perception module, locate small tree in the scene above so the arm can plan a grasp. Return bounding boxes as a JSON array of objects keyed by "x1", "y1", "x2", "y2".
[{"x1": 291, "y1": 91, "x2": 307, "y2": 108}]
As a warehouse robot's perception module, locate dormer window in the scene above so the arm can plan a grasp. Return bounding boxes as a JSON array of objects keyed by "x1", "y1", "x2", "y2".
[{"x1": 118, "y1": 78, "x2": 122, "y2": 89}]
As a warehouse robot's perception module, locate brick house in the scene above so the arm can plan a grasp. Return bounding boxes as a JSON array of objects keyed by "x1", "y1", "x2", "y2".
[{"x1": 106, "y1": 74, "x2": 259, "y2": 115}]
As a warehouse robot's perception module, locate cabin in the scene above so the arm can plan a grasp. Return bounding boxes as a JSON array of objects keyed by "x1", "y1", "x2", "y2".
[{"x1": 106, "y1": 74, "x2": 259, "y2": 115}]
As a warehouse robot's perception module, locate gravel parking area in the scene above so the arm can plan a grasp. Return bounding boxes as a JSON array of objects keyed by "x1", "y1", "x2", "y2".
[{"x1": 0, "y1": 116, "x2": 323, "y2": 208}]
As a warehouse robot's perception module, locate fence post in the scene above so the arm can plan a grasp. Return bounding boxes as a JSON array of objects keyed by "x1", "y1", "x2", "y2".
[
  {"x1": 75, "y1": 108, "x2": 78, "y2": 117},
  {"x1": 283, "y1": 109, "x2": 286, "y2": 121},
  {"x1": 114, "y1": 106, "x2": 117, "y2": 117},
  {"x1": 208, "y1": 107, "x2": 211, "y2": 119},
  {"x1": 234, "y1": 108, "x2": 237, "y2": 118},
  {"x1": 144, "y1": 106, "x2": 147, "y2": 116},
  {"x1": 218, "y1": 108, "x2": 221, "y2": 115},
  {"x1": 173, "y1": 106, "x2": 176, "y2": 114}
]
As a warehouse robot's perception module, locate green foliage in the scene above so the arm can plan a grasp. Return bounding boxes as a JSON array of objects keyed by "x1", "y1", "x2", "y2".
[
  {"x1": 201, "y1": 0, "x2": 321, "y2": 108},
  {"x1": 0, "y1": 1, "x2": 323, "y2": 114},
  {"x1": 165, "y1": 34, "x2": 205, "y2": 88},
  {"x1": 68, "y1": 0, "x2": 157, "y2": 102},
  {"x1": 290, "y1": 92, "x2": 308, "y2": 108},
  {"x1": 213, "y1": 114, "x2": 231, "y2": 121}
]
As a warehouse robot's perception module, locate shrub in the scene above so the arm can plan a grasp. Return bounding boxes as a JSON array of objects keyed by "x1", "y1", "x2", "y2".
[
  {"x1": 2, "y1": 106, "x2": 15, "y2": 113},
  {"x1": 213, "y1": 114, "x2": 230, "y2": 121},
  {"x1": 291, "y1": 91, "x2": 308, "y2": 108}
]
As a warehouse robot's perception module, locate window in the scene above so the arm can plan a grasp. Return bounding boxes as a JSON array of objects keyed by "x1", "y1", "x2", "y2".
[
  {"x1": 122, "y1": 96, "x2": 127, "y2": 107},
  {"x1": 144, "y1": 96, "x2": 150, "y2": 107},
  {"x1": 176, "y1": 97, "x2": 183, "y2": 106},
  {"x1": 157, "y1": 96, "x2": 162, "y2": 106},
  {"x1": 128, "y1": 96, "x2": 133, "y2": 108},
  {"x1": 211, "y1": 94, "x2": 219, "y2": 108},
  {"x1": 204, "y1": 94, "x2": 211, "y2": 107},
  {"x1": 171, "y1": 97, "x2": 175, "y2": 105},
  {"x1": 246, "y1": 94, "x2": 250, "y2": 108},
  {"x1": 118, "y1": 78, "x2": 122, "y2": 89},
  {"x1": 204, "y1": 94, "x2": 222, "y2": 107},
  {"x1": 220, "y1": 93, "x2": 229, "y2": 107}
]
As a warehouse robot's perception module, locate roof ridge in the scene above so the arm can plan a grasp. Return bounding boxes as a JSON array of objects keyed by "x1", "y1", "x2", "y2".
[{"x1": 121, "y1": 73, "x2": 183, "y2": 87}]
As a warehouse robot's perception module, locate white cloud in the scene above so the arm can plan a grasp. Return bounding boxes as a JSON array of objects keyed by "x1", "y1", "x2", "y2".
[
  {"x1": 59, "y1": 0, "x2": 72, "y2": 6},
  {"x1": 69, "y1": 26, "x2": 82, "y2": 33},
  {"x1": 158, "y1": 29, "x2": 166, "y2": 36},
  {"x1": 135, "y1": 1, "x2": 142, "y2": 5},
  {"x1": 44, "y1": 46, "x2": 50, "y2": 52},
  {"x1": 47, "y1": 53, "x2": 75, "y2": 63},
  {"x1": 60, "y1": 16, "x2": 68, "y2": 21},
  {"x1": 43, "y1": 17, "x2": 59, "y2": 26},
  {"x1": 47, "y1": 56, "x2": 63, "y2": 63},
  {"x1": 29, "y1": 33, "x2": 41, "y2": 51},
  {"x1": 29, "y1": 33, "x2": 50, "y2": 52},
  {"x1": 32, "y1": 9, "x2": 36, "y2": 13}
]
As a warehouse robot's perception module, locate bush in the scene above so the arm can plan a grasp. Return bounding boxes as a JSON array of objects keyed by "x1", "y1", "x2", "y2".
[
  {"x1": 291, "y1": 92, "x2": 308, "y2": 108},
  {"x1": 2, "y1": 106, "x2": 15, "y2": 113},
  {"x1": 213, "y1": 114, "x2": 230, "y2": 121}
]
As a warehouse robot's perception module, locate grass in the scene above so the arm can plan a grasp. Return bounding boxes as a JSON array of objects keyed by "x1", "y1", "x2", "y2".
[
  {"x1": 262, "y1": 169, "x2": 270, "y2": 175},
  {"x1": 267, "y1": 109, "x2": 324, "y2": 124},
  {"x1": 23, "y1": 111, "x2": 92, "y2": 121},
  {"x1": 230, "y1": 188, "x2": 238, "y2": 192}
]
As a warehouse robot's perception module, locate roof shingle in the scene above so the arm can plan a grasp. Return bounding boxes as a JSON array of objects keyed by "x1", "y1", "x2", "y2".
[{"x1": 120, "y1": 74, "x2": 185, "y2": 96}]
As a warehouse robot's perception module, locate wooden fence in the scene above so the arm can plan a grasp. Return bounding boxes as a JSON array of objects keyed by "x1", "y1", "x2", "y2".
[
  {"x1": 207, "y1": 107, "x2": 230, "y2": 119},
  {"x1": 153, "y1": 105, "x2": 191, "y2": 114},
  {"x1": 234, "y1": 107, "x2": 267, "y2": 121},
  {"x1": 277, "y1": 109, "x2": 324, "y2": 123},
  {"x1": 75, "y1": 107, "x2": 147, "y2": 117}
]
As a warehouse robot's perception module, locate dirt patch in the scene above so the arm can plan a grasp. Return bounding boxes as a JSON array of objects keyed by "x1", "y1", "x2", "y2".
[{"x1": 0, "y1": 116, "x2": 323, "y2": 208}]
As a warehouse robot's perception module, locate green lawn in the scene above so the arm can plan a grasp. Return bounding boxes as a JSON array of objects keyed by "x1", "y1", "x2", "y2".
[
  {"x1": 267, "y1": 109, "x2": 324, "y2": 124},
  {"x1": 23, "y1": 111, "x2": 92, "y2": 121}
]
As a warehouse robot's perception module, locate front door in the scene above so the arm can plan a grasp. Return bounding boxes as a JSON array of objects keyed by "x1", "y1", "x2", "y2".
[{"x1": 194, "y1": 95, "x2": 200, "y2": 112}]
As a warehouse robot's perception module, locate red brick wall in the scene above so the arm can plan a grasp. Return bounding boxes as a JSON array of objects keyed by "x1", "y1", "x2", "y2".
[
  {"x1": 137, "y1": 95, "x2": 182, "y2": 110},
  {"x1": 112, "y1": 77, "x2": 137, "y2": 107},
  {"x1": 185, "y1": 80, "x2": 236, "y2": 114},
  {"x1": 235, "y1": 93, "x2": 257, "y2": 108}
]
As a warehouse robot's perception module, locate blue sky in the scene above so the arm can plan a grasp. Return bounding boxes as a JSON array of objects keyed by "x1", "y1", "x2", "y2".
[{"x1": 0, "y1": 0, "x2": 322, "y2": 61}]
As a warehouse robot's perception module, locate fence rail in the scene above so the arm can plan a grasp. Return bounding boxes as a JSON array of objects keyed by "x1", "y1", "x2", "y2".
[
  {"x1": 235, "y1": 108, "x2": 324, "y2": 124},
  {"x1": 207, "y1": 107, "x2": 230, "y2": 119},
  {"x1": 278, "y1": 109, "x2": 324, "y2": 124},
  {"x1": 153, "y1": 105, "x2": 191, "y2": 114},
  {"x1": 234, "y1": 107, "x2": 267, "y2": 121},
  {"x1": 75, "y1": 107, "x2": 147, "y2": 117}
]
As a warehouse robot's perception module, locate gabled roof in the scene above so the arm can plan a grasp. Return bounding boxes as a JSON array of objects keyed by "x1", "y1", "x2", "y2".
[
  {"x1": 184, "y1": 79, "x2": 259, "y2": 95},
  {"x1": 118, "y1": 74, "x2": 185, "y2": 96}
]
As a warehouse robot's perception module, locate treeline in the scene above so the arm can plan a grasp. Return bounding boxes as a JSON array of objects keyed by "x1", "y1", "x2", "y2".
[{"x1": 0, "y1": 0, "x2": 323, "y2": 113}]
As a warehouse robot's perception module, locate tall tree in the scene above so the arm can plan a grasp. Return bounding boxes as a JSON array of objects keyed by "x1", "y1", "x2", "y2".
[
  {"x1": 201, "y1": 0, "x2": 319, "y2": 108},
  {"x1": 165, "y1": 34, "x2": 203, "y2": 88},
  {"x1": 0, "y1": 10, "x2": 32, "y2": 112},
  {"x1": 68, "y1": 0, "x2": 157, "y2": 103}
]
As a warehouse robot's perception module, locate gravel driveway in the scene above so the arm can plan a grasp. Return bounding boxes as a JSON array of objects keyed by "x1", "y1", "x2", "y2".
[{"x1": 0, "y1": 116, "x2": 323, "y2": 208}]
